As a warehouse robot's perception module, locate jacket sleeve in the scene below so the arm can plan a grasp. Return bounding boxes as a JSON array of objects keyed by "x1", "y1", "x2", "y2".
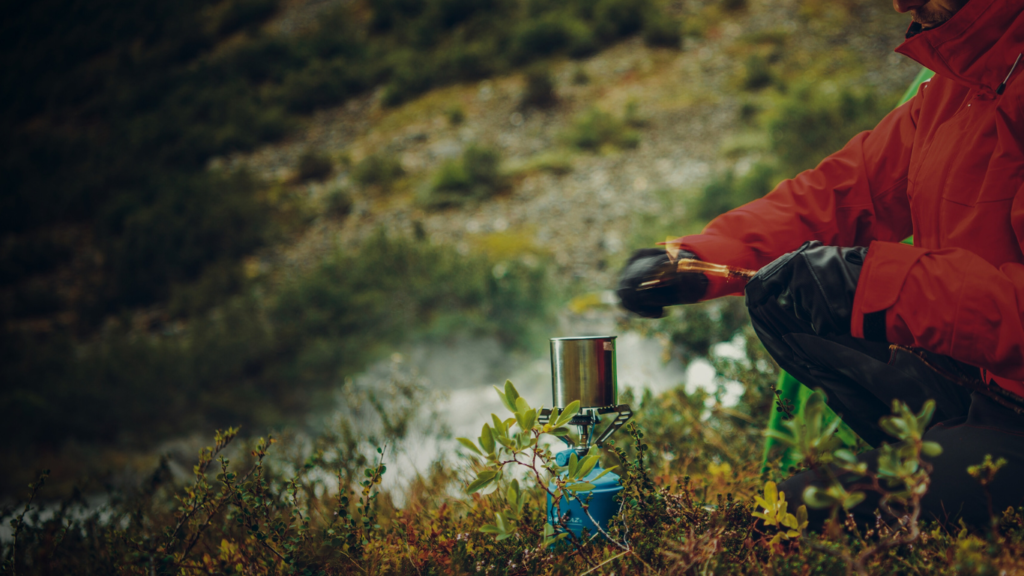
[
  {"x1": 850, "y1": 189, "x2": 1024, "y2": 384},
  {"x1": 674, "y1": 95, "x2": 921, "y2": 299}
]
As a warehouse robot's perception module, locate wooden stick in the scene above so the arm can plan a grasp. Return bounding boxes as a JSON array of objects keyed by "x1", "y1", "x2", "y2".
[{"x1": 676, "y1": 258, "x2": 756, "y2": 281}]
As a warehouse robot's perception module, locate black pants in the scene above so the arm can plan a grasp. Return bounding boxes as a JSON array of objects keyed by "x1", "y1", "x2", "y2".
[{"x1": 749, "y1": 298, "x2": 1024, "y2": 529}]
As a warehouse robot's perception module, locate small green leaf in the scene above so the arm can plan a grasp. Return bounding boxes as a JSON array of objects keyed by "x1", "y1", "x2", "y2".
[
  {"x1": 567, "y1": 452, "x2": 579, "y2": 478},
  {"x1": 506, "y1": 480, "x2": 521, "y2": 509},
  {"x1": 495, "y1": 386, "x2": 517, "y2": 413},
  {"x1": 479, "y1": 424, "x2": 496, "y2": 454},
  {"x1": 505, "y1": 380, "x2": 521, "y2": 411},
  {"x1": 796, "y1": 504, "x2": 808, "y2": 530},
  {"x1": 781, "y1": 512, "x2": 799, "y2": 530},
  {"x1": 802, "y1": 486, "x2": 836, "y2": 509},
  {"x1": 842, "y1": 491, "x2": 866, "y2": 510},
  {"x1": 548, "y1": 407, "x2": 561, "y2": 426},
  {"x1": 550, "y1": 427, "x2": 570, "y2": 436},
  {"x1": 591, "y1": 467, "x2": 616, "y2": 482},
  {"x1": 494, "y1": 512, "x2": 509, "y2": 533},
  {"x1": 515, "y1": 396, "x2": 530, "y2": 413},
  {"x1": 576, "y1": 455, "x2": 599, "y2": 479},
  {"x1": 922, "y1": 441, "x2": 943, "y2": 457},
  {"x1": 491, "y1": 414, "x2": 507, "y2": 437},
  {"x1": 765, "y1": 428, "x2": 796, "y2": 445},
  {"x1": 555, "y1": 401, "x2": 580, "y2": 427},
  {"x1": 764, "y1": 481, "x2": 779, "y2": 507},
  {"x1": 834, "y1": 449, "x2": 857, "y2": 463},
  {"x1": 567, "y1": 482, "x2": 595, "y2": 492},
  {"x1": 916, "y1": 400, "x2": 936, "y2": 430},
  {"x1": 456, "y1": 437, "x2": 482, "y2": 456},
  {"x1": 523, "y1": 408, "x2": 537, "y2": 431},
  {"x1": 466, "y1": 471, "x2": 497, "y2": 494},
  {"x1": 541, "y1": 532, "x2": 568, "y2": 547}
]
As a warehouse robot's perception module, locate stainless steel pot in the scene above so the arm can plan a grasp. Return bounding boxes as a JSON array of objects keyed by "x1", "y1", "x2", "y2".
[{"x1": 550, "y1": 336, "x2": 617, "y2": 408}]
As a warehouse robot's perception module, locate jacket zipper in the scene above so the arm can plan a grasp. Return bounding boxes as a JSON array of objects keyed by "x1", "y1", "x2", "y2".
[{"x1": 997, "y1": 53, "x2": 1023, "y2": 95}]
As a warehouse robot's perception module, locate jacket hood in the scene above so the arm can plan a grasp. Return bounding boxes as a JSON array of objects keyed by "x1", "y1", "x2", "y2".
[{"x1": 895, "y1": 0, "x2": 1024, "y2": 94}]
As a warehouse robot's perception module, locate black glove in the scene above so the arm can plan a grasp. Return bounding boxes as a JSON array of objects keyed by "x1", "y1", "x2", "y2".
[
  {"x1": 616, "y1": 248, "x2": 708, "y2": 318},
  {"x1": 744, "y1": 241, "x2": 870, "y2": 338}
]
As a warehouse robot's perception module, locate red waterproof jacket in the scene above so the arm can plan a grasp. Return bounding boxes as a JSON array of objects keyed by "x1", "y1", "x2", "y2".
[{"x1": 674, "y1": 0, "x2": 1024, "y2": 397}]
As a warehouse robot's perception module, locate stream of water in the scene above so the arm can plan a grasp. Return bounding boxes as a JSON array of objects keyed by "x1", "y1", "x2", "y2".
[{"x1": 331, "y1": 306, "x2": 746, "y2": 499}]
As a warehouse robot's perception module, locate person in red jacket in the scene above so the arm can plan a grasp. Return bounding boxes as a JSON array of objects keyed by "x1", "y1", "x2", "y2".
[{"x1": 618, "y1": 0, "x2": 1024, "y2": 528}]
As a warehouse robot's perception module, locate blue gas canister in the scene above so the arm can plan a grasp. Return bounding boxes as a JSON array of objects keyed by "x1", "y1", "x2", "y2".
[{"x1": 546, "y1": 464, "x2": 623, "y2": 540}]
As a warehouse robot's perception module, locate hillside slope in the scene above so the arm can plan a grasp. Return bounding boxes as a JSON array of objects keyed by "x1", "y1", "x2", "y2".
[{"x1": 0, "y1": 0, "x2": 919, "y2": 497}]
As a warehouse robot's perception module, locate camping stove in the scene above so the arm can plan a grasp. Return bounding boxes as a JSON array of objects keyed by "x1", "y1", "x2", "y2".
[{"x1": 539, "y1": 336, "x2": 633, "y2": 540}]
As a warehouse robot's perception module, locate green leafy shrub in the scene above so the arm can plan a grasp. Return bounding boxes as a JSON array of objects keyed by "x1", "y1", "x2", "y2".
[
  {"x1": 572, "y1": 65, "x2": 591, "y2": 85},
  {"x1": 624, "y1": 98, "x2": 648, "y2": 127},
  {"x1": 295, "y1": 149, "x2": 333, "y2": 182},
  {"x1": 512, "y1": 15, "x2": 574, "y2": 62},
  {"x1": 694, "y1": 162, "x2": 777, "y2": 221},
  {"x1": 369, "y1": 0, "x2": 427, "y2": 32},
  {"x1": 521, "y1": 65, "x2": 558, "y2": 108},
  {"x1": 105, "y1": 169, "x2": 272, "y2": 306},
  {"x1": 739, "y1": 100, "x2": 762, "y2": 124},
  {"x1": 743, "y1": 54, "x2": 775, "y2": 91},
  {"x1": 278, "y1": 58, "x2": 371, "y2": 113},
  {"x1": 212, "y1": 0, "x2": 279, "y2": 35},
  {"x1": 770, "y1": 85, "x2": 894, "y2": 175},
  {"x1": 381, "y1": 52, "x2": 436, "y2": 106},
  {"x1": 352, "y1": 152, "x2": 405, "y2": 189},
  {"x1": 643, "y1": 14, "x2": 683, "y2": 48},
  {"x1": 323, "y1": 184, "x2": 354, "y2": 218},
  {"x1": 444, "y1": 104, "x2": 466, "y2": 125},
  {"x1": 594, "y1": 0, "x2": 649, "y2": 41},
  {"x1": 421, "y1": 144, "x2": 505, "y2": 208},
  {"x1": 565, "y1": 107, "x2": 640, "y2": 151}
]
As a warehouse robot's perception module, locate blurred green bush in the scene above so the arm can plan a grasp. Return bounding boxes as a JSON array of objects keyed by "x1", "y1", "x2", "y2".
[
  {"x1": 353, "y1": 152, "x2": 406, "y2": 189},
  {"x1": 295, "y1": 149, "x2": 334, "y2": 182},
  {"x1": 445, "y1": 104, "x2": 466, "y2": 125},
  {"x1": 521, "y1": 65, "x2": 558, "y2": 108},
  {"x1": 594, "y1": 0, "x2": 649, "y2": 41},
  {"x1": 742, "y1": 54, "x2": 776, "y2": 91},
  {"x1": 566, "y1": 107, "x2": 641, "y2": 151},
  {"x1": 642, "y1": 14, "x2": 683, "y2": 48},
  {"x1": 421, "y1": 145, "x2": 505, "y2": 208},
  {"x1": 770, "y1": 85, "x2": 895, "y2": 174},
  {"x1": 695, "y1": 162, "x2": 777, "y2": 221},
  {"x1": 323, "y1": 184, "x2": 354, "y2": 218}
]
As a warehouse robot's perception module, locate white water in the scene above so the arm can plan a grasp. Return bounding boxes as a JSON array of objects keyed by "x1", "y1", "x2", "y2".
[{"x1": 330, "y1": 306, "x2": 747, "y2": 500}]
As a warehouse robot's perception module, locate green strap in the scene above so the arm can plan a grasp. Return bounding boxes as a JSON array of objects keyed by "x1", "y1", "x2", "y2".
[
  {"x1": 760, "y1": 67, "x2": 934, "y2": 473},
  {"x1": 898, "y1": 68, "x2": 936, "y2": 106}
]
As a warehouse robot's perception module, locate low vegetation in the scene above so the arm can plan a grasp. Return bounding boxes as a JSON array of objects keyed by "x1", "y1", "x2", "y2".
[
  {"x1": 565, "y1": 107, "x2": 641, "y2": 151},
  {"x1": 295, "y1": 150, "x2": 334, "y2": 183},
  {"x1": 352, "y1": 152, "x2": 406, "y2": 190},
  {"x1": 0, "y1": 232, "x2": 552, "y2": 496},
  {"x1": 421, "y1": 145, "x2": 507, "y2": 209},
  {"x1": 4, "y1": 336, "x2": 1022, "y2": 575}
]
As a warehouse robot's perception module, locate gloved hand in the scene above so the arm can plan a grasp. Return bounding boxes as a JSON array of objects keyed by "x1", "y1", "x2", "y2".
[
  {"x1": 744, "y1": 241, "x2": 869, "y2": 337},
  {"x1": 616, "y1": 248, "x2": 708, "y2": 318}
]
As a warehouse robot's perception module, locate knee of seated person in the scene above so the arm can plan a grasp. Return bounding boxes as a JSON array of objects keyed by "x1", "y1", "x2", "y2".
[{"x1": 771, "y1": 466, "x2": 883, "y2": 533}]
